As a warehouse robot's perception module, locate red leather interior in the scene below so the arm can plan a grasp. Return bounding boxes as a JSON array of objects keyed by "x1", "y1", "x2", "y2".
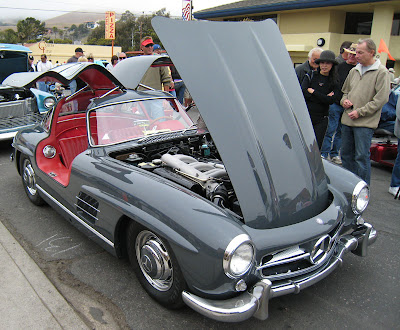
[{"x1": 58, "y1": 135, "x2": 88, "y2": 169}]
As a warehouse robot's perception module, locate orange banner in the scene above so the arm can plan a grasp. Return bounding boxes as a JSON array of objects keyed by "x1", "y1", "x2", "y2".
[{"x1": 105, "y1": 11, "x2": 116, "y2": 40}]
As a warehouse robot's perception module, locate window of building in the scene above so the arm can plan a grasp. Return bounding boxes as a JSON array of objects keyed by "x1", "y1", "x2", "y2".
[
  {"x1": 344, "y1": 12, "x2": 373, "y2": 35},
  {"x1": 392, "y1": 13, "x2": 400, "y2": 36}
]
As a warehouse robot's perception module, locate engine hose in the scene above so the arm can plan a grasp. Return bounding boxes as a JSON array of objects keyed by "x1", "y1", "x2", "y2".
[{"x1": 211, "y1": 184, "x2": 229, "y2": 208}]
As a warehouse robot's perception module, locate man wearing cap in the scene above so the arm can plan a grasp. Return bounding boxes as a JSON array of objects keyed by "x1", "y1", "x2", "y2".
[
  {"x1": 321, "y1": 43, "x2": 357, "y2": 164},
  {"x1": 295, "y1": 47, "x2": 323, "y2": 84},
  {"x1": 28, "y1": 55, "x2": 36, "y2": 72},
  {"x1": 139, "y1": 36, "x2": 173, "y2": 119},
  {"x1": 67, "y1": 47, "x2": 84, "y2": 63},
  {"x1": 335, "y1": 41, "x2": 352, "y2": 64},
  {"x1": 139, "y1": 36, "x2": 172, "y2": 92},
  {"x1": 340, "y1": 38, "x2": 390, "y2": 185}
]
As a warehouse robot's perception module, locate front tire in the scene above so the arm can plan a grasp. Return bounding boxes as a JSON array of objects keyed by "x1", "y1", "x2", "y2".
[
  {"x1": 127, "y1": 222, "x2": 186, "y2": 309},
  {"x1": 20, "y1": 154, "x2": 45, "y2": 206}
]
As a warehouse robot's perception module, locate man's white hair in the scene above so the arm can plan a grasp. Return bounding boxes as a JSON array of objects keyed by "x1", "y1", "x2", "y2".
[{"x1": 308, "y1": 47, "x2": 324, "y2": 58}]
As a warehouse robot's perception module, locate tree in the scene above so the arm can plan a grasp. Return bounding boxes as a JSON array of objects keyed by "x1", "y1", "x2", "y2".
[
  {"x1": 0, "y1": 29, "x2": 19, "y2": 43},
  {"x1": 17, "y1": 17, "x2": 46, "y2": 42}
]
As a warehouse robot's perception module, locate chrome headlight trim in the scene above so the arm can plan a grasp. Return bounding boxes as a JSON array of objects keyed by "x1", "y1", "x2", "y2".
[
  {"x1": 352, "y1": 181, "x2": 369, "y2": 214},
  {"x1": 44, "y1": 96, "x2": 56, "y2": 109},
  {"x1": 223, "y1": 234, "x2": 255, "y2": 279}
]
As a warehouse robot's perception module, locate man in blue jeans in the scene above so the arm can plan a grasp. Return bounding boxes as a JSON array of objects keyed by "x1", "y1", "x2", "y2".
[
  {"x1": 321, "y1": 44, "x2": 357, "y2": 164},
  {"x1": 340, "y1": 39, "x2": 390, "y2": 185}
]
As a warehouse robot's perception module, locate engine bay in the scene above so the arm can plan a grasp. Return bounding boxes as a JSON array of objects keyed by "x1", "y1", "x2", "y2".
[{"x1": 111, "y1": 133, "x2": 242, "y2": 218}]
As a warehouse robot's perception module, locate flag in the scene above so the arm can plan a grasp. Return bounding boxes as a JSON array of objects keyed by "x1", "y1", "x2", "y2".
[
  {"x1": 182, "y1": 0, "x2": 192, "y2": 21},
  {"x1": 377, "y1": 38, "x2": 395, "y2": 61}
]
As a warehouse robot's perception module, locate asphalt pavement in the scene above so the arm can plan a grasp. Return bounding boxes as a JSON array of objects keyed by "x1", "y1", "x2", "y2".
[{"x1": 0, "y1": 221, "x2": 88, "y2": 329}]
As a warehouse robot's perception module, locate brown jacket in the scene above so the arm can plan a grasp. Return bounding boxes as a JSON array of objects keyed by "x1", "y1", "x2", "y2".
[{"x1": 340, "y1": 59, "x2": 390, "y2": 129}]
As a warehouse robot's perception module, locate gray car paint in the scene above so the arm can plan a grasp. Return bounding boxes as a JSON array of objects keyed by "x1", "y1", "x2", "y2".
[{"x1": 152, "y1": 17, "x2": 329, "y2": 229}]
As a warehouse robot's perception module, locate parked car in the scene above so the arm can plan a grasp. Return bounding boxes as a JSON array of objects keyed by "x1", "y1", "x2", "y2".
[
  {"x1": 0, "y1": 43, "x2": 56, "y2": 141},
  {"x1": 370, "y1": 83, "x2": 400, "y2": 167},
  {"x1": 11, "y1": 17, "x2": 376, "y2": 322}
]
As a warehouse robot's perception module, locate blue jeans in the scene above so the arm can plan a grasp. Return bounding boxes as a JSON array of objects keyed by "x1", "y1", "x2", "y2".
[
  {"x1": 174, "y1": 81, "x2": 186, "y2": 104},
  {"x1": 321, "y1": 103, "x2": 343, "y2": 157},
  {"x1": 390, "y1": 139, "x2": 400, "y2": 187},
  {"x1": 341, "y1": 125, "x2": 374, "y2": 185}
]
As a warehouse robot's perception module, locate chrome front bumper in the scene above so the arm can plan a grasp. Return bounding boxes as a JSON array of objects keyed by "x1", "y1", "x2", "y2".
[{"x1": 182, "y1": 222, "x2": 377, "y2": 323}]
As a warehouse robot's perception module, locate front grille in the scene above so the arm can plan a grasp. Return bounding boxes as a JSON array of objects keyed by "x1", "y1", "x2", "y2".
[
  {"x1": 0, "y1": 113, "x2": 43, "y2": 130},
  {"x1": 258, "y1": 219, "x2": 344, "y2": 281}
]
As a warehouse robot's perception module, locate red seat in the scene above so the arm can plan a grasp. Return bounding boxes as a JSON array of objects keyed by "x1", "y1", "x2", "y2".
[{"x1": 59, "y1": 135, "x2": 88, "y2": 168}]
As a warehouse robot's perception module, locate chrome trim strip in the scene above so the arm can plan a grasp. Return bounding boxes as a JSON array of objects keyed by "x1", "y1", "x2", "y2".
[
  {"x1": 0, "y1": 131, "x2": 18, "y2": 141},
  {"x1": 76, "y1": 196, "x2": 100, "y2": 213},
  {"x1": 74, "y1": 204, "x2": 99, "y2": 221},
  {"x1": 37, "y1": 185, "x2": 114, "y2": 247}
]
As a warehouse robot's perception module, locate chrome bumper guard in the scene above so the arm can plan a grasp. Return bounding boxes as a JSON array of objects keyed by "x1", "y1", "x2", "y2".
[{"x1": 182, "y1": 222, "x2": 377, "y2": 323}]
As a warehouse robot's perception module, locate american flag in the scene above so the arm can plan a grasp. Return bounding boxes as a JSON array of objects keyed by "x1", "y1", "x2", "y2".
[{"x1": 182, "y1": 0, "x2": 192, "y2": 20}]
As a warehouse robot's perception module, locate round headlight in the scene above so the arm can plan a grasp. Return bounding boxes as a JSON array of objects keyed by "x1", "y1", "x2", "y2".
[
  {"x1": 44, "y1": 97, "x2": 56, "y2": 109},
  {"x1": 223, "y1": 234, "x2": 255, "y2": 278},
  {"x1": 352, "y1": 181, "x2": 369, "y2": 214}
]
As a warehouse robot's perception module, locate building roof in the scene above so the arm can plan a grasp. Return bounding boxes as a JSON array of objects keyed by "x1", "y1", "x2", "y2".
[{"x1": 194, "y1": 0, "x2": 389, "y2": 19}]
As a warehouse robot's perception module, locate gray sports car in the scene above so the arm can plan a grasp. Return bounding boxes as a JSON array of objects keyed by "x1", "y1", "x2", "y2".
[{"x1": 11, "y1": 17, "x2": 376, "y2": 322}]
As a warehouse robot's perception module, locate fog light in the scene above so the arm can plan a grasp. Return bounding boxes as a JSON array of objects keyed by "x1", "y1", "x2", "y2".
[{"x1": 235, "y1": 279, "x2": 247, "y2": 292}]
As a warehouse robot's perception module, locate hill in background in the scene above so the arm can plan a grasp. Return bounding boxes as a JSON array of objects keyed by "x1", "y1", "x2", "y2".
[{"x1": 45, "y1": 11, "x2": 122, "y2": 29}]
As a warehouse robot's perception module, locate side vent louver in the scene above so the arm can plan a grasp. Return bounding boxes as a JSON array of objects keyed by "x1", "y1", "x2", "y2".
[{"x1": 76, "y1": 192, "x2": 99, "y2": 224}]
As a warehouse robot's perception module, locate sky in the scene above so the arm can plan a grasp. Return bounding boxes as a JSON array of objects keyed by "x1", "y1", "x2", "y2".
[{"x1": 0, "y1": 0, "x2": 238, "y2": 22}]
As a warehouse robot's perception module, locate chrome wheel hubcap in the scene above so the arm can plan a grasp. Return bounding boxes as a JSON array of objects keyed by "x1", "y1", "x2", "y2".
[
  {"x1": 136, "y1": 230, "x2": 173, "y2": 291},
  {"x1": 22, "y1": 160, "x2": 37, "y2": 195}
]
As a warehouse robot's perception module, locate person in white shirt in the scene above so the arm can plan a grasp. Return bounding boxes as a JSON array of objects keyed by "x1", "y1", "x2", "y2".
[{"x1": 37, "y1": 54, "x2": 54, "y2": 72}]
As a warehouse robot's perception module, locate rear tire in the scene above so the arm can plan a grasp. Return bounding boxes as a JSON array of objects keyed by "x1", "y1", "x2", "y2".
[
  {"x1": 126, "y1": 222, "x2": 186, "y2": 309},
  {"x1": 20, "y1": 154, "x2": 45, "y2": 206}
]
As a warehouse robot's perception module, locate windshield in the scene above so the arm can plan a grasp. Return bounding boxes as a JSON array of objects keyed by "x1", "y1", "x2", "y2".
[{"x1": 89, "y1": 98, "x2": 194, "y2": 146}]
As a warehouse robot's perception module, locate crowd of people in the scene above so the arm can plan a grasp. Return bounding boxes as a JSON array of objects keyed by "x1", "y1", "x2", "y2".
[{"x1": 296, "y1": 38, "x2": 399, "y2": 196}]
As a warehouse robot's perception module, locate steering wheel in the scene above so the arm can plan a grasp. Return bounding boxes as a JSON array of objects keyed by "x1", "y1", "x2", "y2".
[{"x1": 148, "y1": 116, "x2": 171, "y2": 128}]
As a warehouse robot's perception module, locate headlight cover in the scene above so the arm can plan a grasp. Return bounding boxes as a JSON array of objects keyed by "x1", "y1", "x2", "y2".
[
  {"x1": 44, "y1": 97, "x2": 56, "y2": 109},
  {"x1": 223, "y1": 234, "x2": 255, "y2": 278},
  {"x1": 352, "y1": 181, "x2": 369, "y2": 214}
]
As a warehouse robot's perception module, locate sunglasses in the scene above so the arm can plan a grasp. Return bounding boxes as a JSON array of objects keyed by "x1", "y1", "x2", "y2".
[
  {"x1": 119, "y1": 57, "x2": 126, "y2": 59},
  {"x1": 144, "y1": 44, "x2": 154, "y2": 48}
]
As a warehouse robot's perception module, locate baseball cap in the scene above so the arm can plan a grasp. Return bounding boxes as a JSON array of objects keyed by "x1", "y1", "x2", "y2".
[
  {"x1": 75, "y1": 47, "x2": 84, "y2": 53},
  {"x1": 344, "y1": 43, "x2": 357, "y2": 55},
  {"x1": 28, "y1": 55, "x2": 34, "y2": 60},
  {"x1": 153, "y1": 44, "x2": 161, "y2": 50},
  {"x1": 141, "y1": 38, "x2": 154, "y2": 47}
]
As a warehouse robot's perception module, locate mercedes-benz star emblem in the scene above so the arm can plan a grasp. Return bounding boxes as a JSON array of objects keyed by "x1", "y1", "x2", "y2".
[
  {"x1": 310, "y1": 235, "x2": 331, "y2": 265},
  {"x1": 141, "y1": 255, "x2": 153, "y2": 273}
]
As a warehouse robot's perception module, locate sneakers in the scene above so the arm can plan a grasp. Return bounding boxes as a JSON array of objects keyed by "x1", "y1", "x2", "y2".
[
  {"x1": 388, "y1": 186, "x2": 400, "y2": 197},
  {"x1": 331, "y1": 156, "x2": 342, "y2": 165}
]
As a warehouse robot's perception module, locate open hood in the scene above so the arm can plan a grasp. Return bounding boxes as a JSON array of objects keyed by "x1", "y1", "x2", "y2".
[
  {"x1": 112, "y1": 55, "x2": 173, "y2": 89},
  {"x1": 152, "y1": 17, "x2": 328, "y2": 229},
  {"x1": 3, "y1": 63, "x2": 123, "y2": 90}
]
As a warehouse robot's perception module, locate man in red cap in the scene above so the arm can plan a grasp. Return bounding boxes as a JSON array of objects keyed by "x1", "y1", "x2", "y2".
[{"x1": 139, "y1": 36, "x2": 172, "y2": 92}]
